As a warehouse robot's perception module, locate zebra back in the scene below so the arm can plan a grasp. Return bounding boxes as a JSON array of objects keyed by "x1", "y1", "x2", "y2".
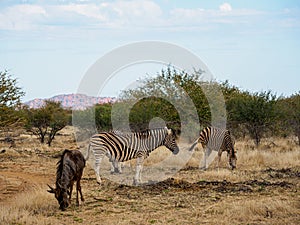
[
  {"x1": 90, "y1": 127, "x2": 177, "y2": 162},
  {"x1": 199, "y1": 126, "x2": 232, "y2": 154}
]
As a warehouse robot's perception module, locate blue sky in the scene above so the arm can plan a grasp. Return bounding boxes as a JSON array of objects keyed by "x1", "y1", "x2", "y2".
[{"x1": 0, "y1": 0, "x2": 299, "y2": 101}]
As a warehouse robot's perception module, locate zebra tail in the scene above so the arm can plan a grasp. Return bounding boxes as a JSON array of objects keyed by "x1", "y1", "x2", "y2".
[
  {"x1": 84, "y1": 144, "x2": 91, "y2": 161},
  {"x1": 189, "y1": 140, "x2": 198, "y2": 151}
]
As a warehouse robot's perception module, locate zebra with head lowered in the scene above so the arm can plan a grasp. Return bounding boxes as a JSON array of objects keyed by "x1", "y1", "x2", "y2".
[
  {"x1": 85, "y1": 127, "x2": 179, "y2": 185},
  {"x1": 189, "y1": 126, "x2": 237, "y2": 170}
]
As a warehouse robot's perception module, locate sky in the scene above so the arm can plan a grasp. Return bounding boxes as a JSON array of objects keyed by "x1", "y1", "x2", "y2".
[{"x1": 0, "y1": 0, "x2": 299, "y2": 102}]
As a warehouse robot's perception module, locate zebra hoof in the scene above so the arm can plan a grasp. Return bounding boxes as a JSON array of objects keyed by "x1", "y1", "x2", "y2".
[
  {"x1": 133, "y1": 179, "x2": 141, "y2": 186},
  {"x1": 114, "y1": 168, "x2": 122, "y2": 174},
  {"x1": 96, "y1": 180, "x2": 102, "y2": 185}
]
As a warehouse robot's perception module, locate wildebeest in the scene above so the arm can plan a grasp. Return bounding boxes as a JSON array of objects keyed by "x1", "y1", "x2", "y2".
[{"x1": 47, "y1": 149, "x2": 85, "y2": 210}]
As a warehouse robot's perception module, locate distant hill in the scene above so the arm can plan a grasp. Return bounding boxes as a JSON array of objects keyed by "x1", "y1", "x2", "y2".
[{"x1": 24, "y1": 94, "x2": 116, "y2": 110}]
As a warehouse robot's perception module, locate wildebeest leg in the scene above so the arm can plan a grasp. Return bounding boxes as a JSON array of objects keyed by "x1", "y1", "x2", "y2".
[
  {"x1": 75, "y1": 180, "x2": 80, "y2": 206},
  {"x1": 77, "y1": 179, "x2": 84, "y2": 204},
  {"x1": 69, "y1": 180, "x2": 74, "y2": 203}
]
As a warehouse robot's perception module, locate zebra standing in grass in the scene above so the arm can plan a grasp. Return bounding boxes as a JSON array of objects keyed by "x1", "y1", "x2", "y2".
[
  {"x1": 189, "y1": 126, "x2": 237, "y2": 170},
  {"x1": 85, "y1": 127, "x2": 179, "y2": 185}
]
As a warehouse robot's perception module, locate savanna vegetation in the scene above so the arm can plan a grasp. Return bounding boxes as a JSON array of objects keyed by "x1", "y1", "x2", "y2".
[
  {"x1": 1, "y1": 68, "x2": 299, "y2": 146},
  {"x1": 72, "y1": 67, "x2": 299, "y2": 146},
  {"x1": 0, "y1": 69, "x2": 299, "y2": 224},
  {"x1": 0, "y1": 130, "x2": 299, "y2": 225}
]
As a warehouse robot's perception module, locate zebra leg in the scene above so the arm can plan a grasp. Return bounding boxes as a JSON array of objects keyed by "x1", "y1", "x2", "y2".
[
  {"x1": 227, "y1": 152, "x2": 232, "y2": 169},
  {"x1": 201, "y1": 148, "x2": 212, "y2": 170},
  {"x1": 110, "y1": 160, "x2": 115, "y2": 173},
  {"x1": 107, "y1": 153, "x2": 118, "y2": 174},
  {"x1": 116, "y1": 161, "x2": 122, "y2": 173},
  {"x1": 110, "y1": 160, "x2": 122, "y2": 174},
  {"x1": 94, "y1": 155, "x2": 104, "y2": 185},
  {"x1": 133, "y1": 156, "x2": 144, "y2": 186},
  {"x1": 217, "y1": 150, "x2": 222, "y2": 170},
  {"x1": 200, "y1": 148, "x2": 206, "y2": 170},
  {"x1": 109, "y1": 158, "x2": 117, "y2": 174}
]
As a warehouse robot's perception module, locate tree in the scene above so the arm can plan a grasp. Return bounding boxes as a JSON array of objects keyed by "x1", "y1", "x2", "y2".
[
  {"x1": 128, "y1": 96, "x2": 180, "y2": 132},
  {"x1": 0, "y1": 71, "x2": 25, "y2": 129},
  {"x1": 25, "y1": 101, "x2": 69, "y2": 146},
  {"x1": 287, "y1": 93, "x2": 300, "y2": 145},
  {"x1": 95, "y1": 103, "x2": 113, "y2": 132},
  {"x1": 227, "y1": 91, "x2": 278, "y2": 146},
  {"x1": 119, "y1": 67, "x2": 215, "y2": 140},
  {"x1": 221, "y1": 81, "x2": 248, "y2": 138},
  {"x1": 278, "y1": 93, "x2": 300, "y2": 145}
]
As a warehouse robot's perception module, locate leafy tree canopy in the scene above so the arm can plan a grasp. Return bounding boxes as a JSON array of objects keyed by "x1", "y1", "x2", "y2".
[
  {"x1": 24, "y1": 101, "x2": 69, "y2": 146},
  {"x1": 0, "y1": 71, "x2": 25, "y2": 128}
]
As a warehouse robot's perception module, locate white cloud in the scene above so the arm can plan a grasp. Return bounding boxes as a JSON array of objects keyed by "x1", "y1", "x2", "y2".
[
  {"x1": 0, "y1": 0, "x2": 297, "y2": 35},
  {"x1": 50, "y1": 0, "x2": 163, "y2": 28},
  {"x1": 57, "y1": 3, "x2": 107, "y2": 21},
  {"x1": 219, "y1": 3, "x2": 232, "y2": 12},
  {"x1": 107, "y1": 0, "x2": 163, "y2": 26},
  {"x1": 0, "y1": 0, "x2": 164, "y2": 31},
  {"x1": 170, "y1": 8, "x2": 205, "y2": 19},
  {"x1": 169, "y1": 3, "x2": 268, "y2": 28},
  {"x1": 0, "y1": 4, "x2": 46, "y2": 30}
]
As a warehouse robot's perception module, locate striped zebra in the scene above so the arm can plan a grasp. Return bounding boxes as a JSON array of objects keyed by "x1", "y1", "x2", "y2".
[
  {"x1": 85, "y1": 127, "x2": 179, "y2": 185},
  {"x1": 189, "y1": 126, "x2": 237, "y2": 170}
]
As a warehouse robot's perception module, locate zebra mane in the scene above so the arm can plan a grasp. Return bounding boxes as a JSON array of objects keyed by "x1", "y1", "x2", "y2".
[
  {"x1": 113, "y1": 127, "x2": 167, "y2": 137},
  {"x1": 138, "y1": 127, "x2": 167, "y2": 136}
]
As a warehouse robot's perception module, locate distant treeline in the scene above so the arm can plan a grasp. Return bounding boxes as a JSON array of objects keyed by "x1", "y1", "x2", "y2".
[
  {"x1": 1, "y1": 69, "x2": 299, "y2": 146},
  {"x1": 73, "y1": 68, "x2": 300, "y2": 146}
]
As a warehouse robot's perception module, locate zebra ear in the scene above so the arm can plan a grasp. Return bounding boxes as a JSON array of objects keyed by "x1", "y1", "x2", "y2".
[{"x1": 167, "y1": 128, "x2": 172, "y2": 135}]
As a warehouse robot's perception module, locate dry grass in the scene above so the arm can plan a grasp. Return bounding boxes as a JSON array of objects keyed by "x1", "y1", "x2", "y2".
[
  {"x1": 0, "y1": 186, "x2": 59, "y2": 225},
  {"x1": 0, "y1": 128, "x2": 299, "y2": 225},
  {"x1": 237, "y1": 148, "x2": 300, "y2": 168},
  {"x1": 183, "y1": 138, "x2": 300, "y2": 170},
  {"x1": 221, "y1": 197, "x2": 300, "y2": 225},
  {"x1": 235, "y1": 138, "x2": 300, "y2": 169}
]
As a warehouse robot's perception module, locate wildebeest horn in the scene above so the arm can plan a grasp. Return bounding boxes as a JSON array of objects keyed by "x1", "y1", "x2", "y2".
[{"x1": 47, "y1": 184, "x2": 55, "y2": 193}]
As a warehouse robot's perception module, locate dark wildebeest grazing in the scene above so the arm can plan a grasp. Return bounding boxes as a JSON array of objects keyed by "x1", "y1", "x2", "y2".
[{"x1": 47, "y1": 149, "x2": 85, "y2": 210}]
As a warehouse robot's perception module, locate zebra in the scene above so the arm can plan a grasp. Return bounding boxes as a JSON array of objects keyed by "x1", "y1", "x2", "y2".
[
  {"x1": 189, "y1": 126, "x2": 237, "y2": 170},
  {"x1": 85, "y1": 127, "x2": 179, "y2": 185}
]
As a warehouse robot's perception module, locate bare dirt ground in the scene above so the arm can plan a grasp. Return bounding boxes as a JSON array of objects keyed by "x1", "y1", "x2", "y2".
[{"x1": 0, "y1": 128, "x2": 299, "y2": 224}]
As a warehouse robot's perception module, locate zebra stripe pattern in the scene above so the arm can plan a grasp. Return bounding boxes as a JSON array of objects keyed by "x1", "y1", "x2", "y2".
[
  {"x1": 190, "y1": 126, "x2": 237, "y2": 170},
  {"x1": 85, "y1": 127, "x2": 179, "y2": 185}
]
